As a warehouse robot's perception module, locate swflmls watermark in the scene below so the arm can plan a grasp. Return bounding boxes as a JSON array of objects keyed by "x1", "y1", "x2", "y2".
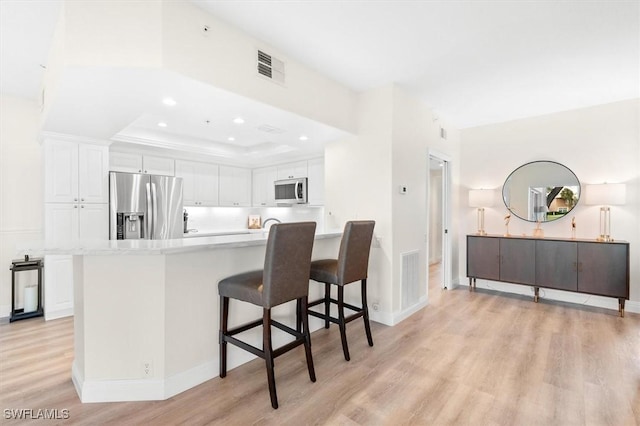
[{"x1": 4, "y1": 408, "x2": 70, "y2": 420}]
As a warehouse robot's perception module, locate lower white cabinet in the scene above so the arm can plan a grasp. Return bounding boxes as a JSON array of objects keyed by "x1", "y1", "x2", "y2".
[
  {"x1": 44, "y1": 255, "x2": 74, "y2": 320},
  {"x1": 219, "y1": 166, "x2": 251, "y2": 207},
  {"x1": 44, "y1": 202, "x2": 108, "y2": 320}
]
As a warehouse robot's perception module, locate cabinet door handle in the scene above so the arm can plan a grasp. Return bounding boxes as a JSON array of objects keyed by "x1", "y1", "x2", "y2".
[
  {"x1": 74, "y1": 198, "x2": 78, "y2": 202},
  {"x1": 81, "y1": 198, "x2": 84, "y2": 201},
  {"x1": 138, "y1": 169, "x2": 142, "y2": 173},
  {"x1": 144, "y1": 170, "x2": 147, "y2": 174},
  {"x1": 80, "y1": 205, "x2": 84, "y2": 208},
  {"x1": 577, "y1": 262, "x2": 583, "y2": 272},
  {"x1": 74, "y1": 205, "x2": 78, "y2": 208}
]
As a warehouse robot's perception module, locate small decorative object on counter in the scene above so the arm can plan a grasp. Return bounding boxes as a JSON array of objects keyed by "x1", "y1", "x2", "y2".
[
  {"x1": 183, "y1": 209, "x2": 189, "y2": 234},
  {"x1": 504, "y1": 212, "x2": 511, "y2": 237},
  {"x1": 533, "y1": 221, "x2": 544, "y2": 238},
  {"x1": 248, "y1": 215, "x2": 261, "y2": 229},
  {"x1": 571, "y1": 216, "x2": 576, "y2": 239}
]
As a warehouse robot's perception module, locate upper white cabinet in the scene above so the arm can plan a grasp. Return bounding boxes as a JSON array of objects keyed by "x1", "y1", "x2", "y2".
[
  {"x1": 252, "y1": 166, "x2": 278, "y2": 207},
  {"x1": 45, "y1": 140, "x2": 108, "y2": 204},
  {"x1": 175, "y1": 160, "x2": 219, "y2": 206},
  {"x1": 307, "y1": 158, "x2": 325, "y2": 206},
  {"x1": 110, "y1": 152, "x2": 175, "y2": 176},
  {"x1": 219, "y1": 166, "x2": 251, "y2": 207},
  {"x1": 277, "y1": 161, "x2": 308, "y2": 180}
]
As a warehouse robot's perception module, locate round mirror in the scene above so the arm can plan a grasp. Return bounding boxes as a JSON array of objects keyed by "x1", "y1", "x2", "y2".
[{"x1": 502, "y1": 161, "x2": 580, "y2": 222}]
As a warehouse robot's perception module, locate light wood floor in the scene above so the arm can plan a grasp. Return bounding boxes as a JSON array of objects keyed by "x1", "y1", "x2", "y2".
[{"x1": 1, "y1": 269, "x2": 639, "y2": 425}]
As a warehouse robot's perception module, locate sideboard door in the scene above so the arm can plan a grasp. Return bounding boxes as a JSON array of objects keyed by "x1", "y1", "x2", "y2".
[
  {"x1": 577, "y1": 242, "x2": 629, "y2": 298},
  {"x1": 535, "y1": 240, "x2": 577, "y2": 291},
  {"x1": 467, "y1": 236, "x2": 500, "y2": 281},
  {"x1": 500, "y1": 238, "x2": 536, "y2": 285}
]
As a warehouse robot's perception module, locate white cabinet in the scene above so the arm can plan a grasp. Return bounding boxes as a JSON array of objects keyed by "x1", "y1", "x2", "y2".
[
  {"x1": 219, "y1": 166, "x2": 251, "y2": 206},
  {"x1": 44, "y1": 255, "x2": 74, "y2": 320},
  {"x1": 307, "y1": 158, "x2": 325, "y2": 206},
  {"x1": 175, "y1": 160, "x2": 219, "y2": 206},
  {"x1": 252, "y1": 166, "x2": 278, "y2": 207},
  {"x1": 277, "y1": 161, "x2": 307, "y2": 180},
  {"x1": 110, "y1": 152, "x2": 175, "y2": 176},
  {"x1": 45, "y1": 140, "x2": 108, "y2": 203},
  {"x1": 44, "y1": 139, "x2": 109, "y2": 321}
]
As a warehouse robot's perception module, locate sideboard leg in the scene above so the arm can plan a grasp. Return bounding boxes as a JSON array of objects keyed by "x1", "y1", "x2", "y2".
[
  {"x1": 619, "y1": 299, "x2": 625, "y2": 318},
  {"x1": 469, "y1": 278, "x2": 473, "y2": 292},
  {"x1": 534, "y1": 287, "x2": 539, "y2": 303}
]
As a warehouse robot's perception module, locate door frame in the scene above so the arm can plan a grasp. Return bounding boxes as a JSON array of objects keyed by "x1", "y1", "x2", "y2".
[{"x1": 427, "y1": 149, "x2": 452, "y2": 290}]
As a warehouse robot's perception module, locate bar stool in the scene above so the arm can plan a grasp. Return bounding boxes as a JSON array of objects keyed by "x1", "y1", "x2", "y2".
[
  {"x1": 218, "y1": 222, "x2": 317, "y2": 409},
  {"x1": 308, "y1": 220, "x2": 375, "y2": 361}
]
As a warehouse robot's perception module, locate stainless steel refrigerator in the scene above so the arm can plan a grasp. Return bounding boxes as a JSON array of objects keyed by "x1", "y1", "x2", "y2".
[{"x1": 109, "y1": 172, "x2": 184, "y2": 240}]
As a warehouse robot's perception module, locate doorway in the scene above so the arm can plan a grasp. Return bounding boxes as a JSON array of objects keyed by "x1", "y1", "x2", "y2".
[{"x1": 427, "y1": 152, "x2": 452, "y2": 303}]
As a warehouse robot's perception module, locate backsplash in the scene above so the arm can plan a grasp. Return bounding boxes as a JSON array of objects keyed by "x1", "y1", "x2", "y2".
[{"x1": 184, "y1": 206, "x2": 325, "y2": 233}]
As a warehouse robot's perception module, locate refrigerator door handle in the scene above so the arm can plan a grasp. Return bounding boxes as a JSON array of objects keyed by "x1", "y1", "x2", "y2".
[
  {"x1": 146, "y1": 182, "x2": 153, "y2": 239},
  {"x1": 151, "y1": 182, "x2": 158, "y2": 239}
]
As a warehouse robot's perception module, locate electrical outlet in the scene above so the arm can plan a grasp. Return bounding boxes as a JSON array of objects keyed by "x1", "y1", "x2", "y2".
[{"x1": 142, "y1": 360, "x2": 153, "y2": 378}]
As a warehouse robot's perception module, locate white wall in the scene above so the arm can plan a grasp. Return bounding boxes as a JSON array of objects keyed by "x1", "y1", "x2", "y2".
[
  {"x1": 0, "y1": 95, "x2": 44, "y2": 317},
  {"x1": 325, "y1": 85, "x2": 462, "y2": 325},
  {"x1": 460, "y1": 99, "x2": 640, "y2": 308}
]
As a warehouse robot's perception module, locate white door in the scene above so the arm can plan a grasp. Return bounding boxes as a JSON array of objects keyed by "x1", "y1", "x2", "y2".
[
  {"x1": 79, "y1": 144, "x2": 109, "y2": 203},
  {"x1": 45, "y1": 140, "x2": 79, "y2": 203},
  {"x1": 109, "y1": 152, "x2": 143, "y2": 173},
  {"x1": 79, "y1": 203, "x2": 109, "y2": 240},
  {"x1": 45, "y1": 203, "x2": 79, "y2": 241},
  {"x1": 143, "y1": 155, "x2": 175, "y2": 176},
  {"x1": 252, "y1": 166, "x2": 278, "y2": 206},
  {"x1": 427, "y1": 151, "x2": 452, "y2": 291},
  {"x1": 195, "y1": 163, "x2": 219, "y2": 206},
  {"x1": 277, "y1": 161, "x2": 308, "y2": 180},
  {"x1": 175, "y1": 160, "x2": 198, "y2": 206},
  {"x1": 219, "y1": 166, "x2": 251, "y2": 206}
]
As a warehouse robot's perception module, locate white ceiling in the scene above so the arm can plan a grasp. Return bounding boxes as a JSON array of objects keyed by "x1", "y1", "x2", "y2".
[
  {"x1": 194, "y1": 0, "x2": 640, "y2": 128},
  {"x1": 1, "y1": 0, "x2": 638, "y2": 161}
]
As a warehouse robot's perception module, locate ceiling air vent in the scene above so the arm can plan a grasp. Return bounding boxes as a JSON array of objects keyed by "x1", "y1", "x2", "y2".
[{"x1": 257, "y1": 49, "x2": 285, "y2": 85}]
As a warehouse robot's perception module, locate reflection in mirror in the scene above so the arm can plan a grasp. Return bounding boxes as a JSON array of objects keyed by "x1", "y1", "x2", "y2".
[{"x1": 502, "y1": 161, "x2": 580, "y2": 222}]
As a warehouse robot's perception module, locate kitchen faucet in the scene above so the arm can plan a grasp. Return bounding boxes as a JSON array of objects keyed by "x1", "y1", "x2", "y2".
[{"x1": 262, "y1": 218, "x2": 281, "y2": 228}]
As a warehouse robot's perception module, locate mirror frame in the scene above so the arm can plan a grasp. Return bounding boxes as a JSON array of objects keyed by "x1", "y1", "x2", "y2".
[{"x1": 502, "y1": 160, "x2": 581, "y2": 223}]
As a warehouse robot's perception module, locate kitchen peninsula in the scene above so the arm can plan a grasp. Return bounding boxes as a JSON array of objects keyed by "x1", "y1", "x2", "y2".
[{"x1": 19, "y1": 231, "x2": 342, "y2": 403}]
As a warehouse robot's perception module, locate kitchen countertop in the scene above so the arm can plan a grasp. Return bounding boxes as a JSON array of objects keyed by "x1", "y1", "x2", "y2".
[{"x1": 18, "y1": 230, "x2": 342, "y2": 256}]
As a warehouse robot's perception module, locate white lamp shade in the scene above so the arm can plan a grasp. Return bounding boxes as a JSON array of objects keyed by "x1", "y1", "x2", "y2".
[
  {"x1": 584, "y1": 183, "x2": 626, "y2": 206},
  {"x1": 468, "y1": 189, "x2": 495, "y2": 207}
]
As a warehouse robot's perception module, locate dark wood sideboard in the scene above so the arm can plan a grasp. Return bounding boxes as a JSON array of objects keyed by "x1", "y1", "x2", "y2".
[{"x1": 466, "y1": 235, "x2": 630, "y2": 317}]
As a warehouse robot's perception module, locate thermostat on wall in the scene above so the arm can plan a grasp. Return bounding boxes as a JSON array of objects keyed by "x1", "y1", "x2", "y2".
[{"x1": 399, "y1": 185, "x2": 408, "y2": 194}]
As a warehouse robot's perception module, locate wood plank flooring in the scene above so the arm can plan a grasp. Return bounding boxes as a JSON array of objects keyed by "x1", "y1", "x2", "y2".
[{"x1": 1, "y1": 270, "x2": 639, "y2": 425}]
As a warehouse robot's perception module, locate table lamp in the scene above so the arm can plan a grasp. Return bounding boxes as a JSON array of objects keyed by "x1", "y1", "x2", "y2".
[
  {"x1": 468, "y1": 189, "x2": 495, "y2": 236},
  {"x1": 585, "y1": 183, "x2": 626, "y2": 242}
]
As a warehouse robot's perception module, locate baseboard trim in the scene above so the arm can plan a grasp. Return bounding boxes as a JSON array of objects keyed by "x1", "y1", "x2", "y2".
[
  {"x1": 470, "y1": 279, "x2": 639, "y2": 315},
  {"x1": 72, "y1": 360, "x2": 220, "y2": 403},
  {"x1": 45, "y1": 307, "x2": 73, "y2": 321}
]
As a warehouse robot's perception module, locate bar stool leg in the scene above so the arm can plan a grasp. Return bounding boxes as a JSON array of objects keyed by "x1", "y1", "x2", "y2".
[
  {"x1": 295, "y1": 299, "x2": 302, "y2": 333},
  {"x1": 361, "y1": 279, "x2": 374, "y2": 347},
  {"x1": 324, "y1": 282, "x2": 331, "y2": 329},
  {"x1": 337, "y1": 286, "x2": 350, "y2": 361},
  {"x1": 301, "y1": 296, "x2": 316, "y2": 382},
  {"x1": 263, "y1": 308, "x2": 278, "y2": 409},
  {"x1": 219, "y1": 296, "x2": 229, "y2": 378}
]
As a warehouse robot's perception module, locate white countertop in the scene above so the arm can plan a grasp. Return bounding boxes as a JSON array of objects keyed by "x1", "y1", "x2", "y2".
[{"x1": 18, "y1": 231, "x2": 342, "y2": 256}]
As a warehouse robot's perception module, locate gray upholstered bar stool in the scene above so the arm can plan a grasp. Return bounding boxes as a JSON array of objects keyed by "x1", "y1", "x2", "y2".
[
  {"x1": 308, "y1": 220, "x2": 375, "y2": 361},
  {"x1": 218, "y1": 222, "x2": 316, "y2": 409}
]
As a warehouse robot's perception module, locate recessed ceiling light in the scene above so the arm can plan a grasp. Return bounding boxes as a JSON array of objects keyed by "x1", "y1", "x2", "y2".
[
  {"x1": 162, "y1": 98, "x2": 176, "y2": 106},
  {"x1": 233, "y1": 117, "x2": 245, "y2": 124},
  {"x1": 158, "y1": 122, "x2": 167, "y2": 128},
  {"x1": 228, "y1": 137, "x2": 235, "y2": 141},
  {"x1": 299, "y1": 135, "x2": 309, "y2": 141}
]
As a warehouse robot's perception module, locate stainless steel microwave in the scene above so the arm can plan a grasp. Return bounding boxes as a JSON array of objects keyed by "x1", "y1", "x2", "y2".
[{"x1": 274, "y1": 178, "x2": 308, "y2": 204}]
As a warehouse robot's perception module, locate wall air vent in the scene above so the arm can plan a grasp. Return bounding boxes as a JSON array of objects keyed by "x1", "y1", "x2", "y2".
[{"x1": 257, "y1": 49, "x2": 285, "y2": 85}]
